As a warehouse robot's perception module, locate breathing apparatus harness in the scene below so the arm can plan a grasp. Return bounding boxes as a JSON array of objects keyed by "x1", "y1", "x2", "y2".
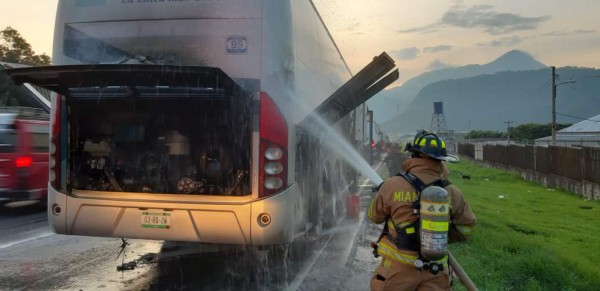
[{"x1": 371, "y1": 172, "x2": 451, "y2": 275}]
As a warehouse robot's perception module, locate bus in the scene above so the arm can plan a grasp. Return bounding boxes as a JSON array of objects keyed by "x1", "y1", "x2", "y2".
[{"x1": 6, "y1": 0, "x2": 397, "y2": 245}]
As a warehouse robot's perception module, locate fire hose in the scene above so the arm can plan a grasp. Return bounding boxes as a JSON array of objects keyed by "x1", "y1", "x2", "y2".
[{"x1": 448, "y1": 251, "x2": 478, "y2": 291}]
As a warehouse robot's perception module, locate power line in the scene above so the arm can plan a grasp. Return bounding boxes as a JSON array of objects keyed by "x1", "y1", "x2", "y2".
[
  {"x1": 557, "y1": 74, "x2": 600, "y2": 80},
  {"x1": 481, "y1": 75, "x2": 597, "y2": 126},
  {"x1": 556, "y1": 112, "x2": 600, "y2": 122},
  {"x1": 531, "y1": 79, "x2": 552, "y2": 96},
  {"x1": 564, "y1": 83, "x2": 600, "y2": 102},
  {"x1": 481, "y1": 79, "x2": 551, "y2": 122}
]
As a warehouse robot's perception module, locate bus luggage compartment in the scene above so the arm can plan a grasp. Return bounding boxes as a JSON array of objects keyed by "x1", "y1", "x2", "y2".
[{"x1": 7, "y1": 65, "x2": 254, "y2": 196}]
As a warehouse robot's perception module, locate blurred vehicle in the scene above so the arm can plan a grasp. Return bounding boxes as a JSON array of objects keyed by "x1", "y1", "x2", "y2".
[
  {"x1": 0, "y1": 62, "x2": 51, "y2": 208},
  {"x1": 0, "y1": 109, "x2": 49, "y2": 207}
]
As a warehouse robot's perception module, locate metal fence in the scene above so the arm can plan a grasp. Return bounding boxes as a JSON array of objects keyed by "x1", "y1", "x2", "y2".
[{"x1": 458, "y1": 143, "x2": 600, "y2": 185}]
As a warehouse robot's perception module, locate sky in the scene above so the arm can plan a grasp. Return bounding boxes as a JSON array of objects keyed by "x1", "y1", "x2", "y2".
[{"x1": 1, "y1": 0, "x2": 600, "y2": 85}]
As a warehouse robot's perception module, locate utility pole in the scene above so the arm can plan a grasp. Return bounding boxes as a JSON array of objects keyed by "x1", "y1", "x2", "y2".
[
  {"x1": 551, "y1": 66, "x2": 556, "y2": 145},
  {"x1": 551, "y1": 66, "x2": 576, "y2": 146},
  {"x1": 504, "y1": 120, "x2": 513, "y2": 144},
  {"x1": 368, "y1": 110, "x2": 374, "y2": 166},
  {"x1": 468, "y1": 120, "x2": 471, "y2": 143}
]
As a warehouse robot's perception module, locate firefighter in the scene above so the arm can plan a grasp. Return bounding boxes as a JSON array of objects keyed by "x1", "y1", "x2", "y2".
[
  {"x1": 368, "y1": 131, "x2": 476, "y2": 291},
  {"x1": 384, "y1": 142, "x2": 403, "y2": 176}
]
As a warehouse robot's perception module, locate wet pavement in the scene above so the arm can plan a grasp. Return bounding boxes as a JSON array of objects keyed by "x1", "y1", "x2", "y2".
[
  {"x1": 0, "y1": 180, "x2": 385, "y2": 291},
  {"x1": 294, "y1": 190, "x2": 380, "y2": 291}
]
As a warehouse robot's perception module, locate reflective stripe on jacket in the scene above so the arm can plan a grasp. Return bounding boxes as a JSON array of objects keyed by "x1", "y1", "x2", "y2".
[
  {"x1": 377, "y1": 239, "x2": 449, "y2": 269},
  {"x1": 368, "y1": 158, "x2": 477, "y2": 264}
]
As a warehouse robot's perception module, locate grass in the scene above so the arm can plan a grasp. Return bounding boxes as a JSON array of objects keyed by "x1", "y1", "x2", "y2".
[{"x1": 447, "y1": 159, "x2": 600, "y2": 290}]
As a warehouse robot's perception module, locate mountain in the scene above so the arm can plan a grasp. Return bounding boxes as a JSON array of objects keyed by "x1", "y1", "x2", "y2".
[
  {"x1": 367, "y1": 50, "x2": 546, "y2": 123},
  {"x1": 365, "y1": 89, "x2": 411, "y2": 122},
  {"x1": 483, "y1": 49, "x2": 547, "y2": 72},
  {"x1": 380, "y1": 66, "x2": 600, "y2": 134}
]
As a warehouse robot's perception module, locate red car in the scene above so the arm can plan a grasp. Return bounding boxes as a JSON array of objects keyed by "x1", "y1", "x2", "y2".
[{"x1": 0, "y1": 62, "x2": 51, "y2": 207}]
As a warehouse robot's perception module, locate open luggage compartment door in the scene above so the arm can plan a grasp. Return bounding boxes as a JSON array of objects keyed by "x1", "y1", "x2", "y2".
[
  {"x1": 6, "y1": 64, "x2": 253, "y2": 196},
  {"x1": 299, "y1": 51, "x2": 398, "y2": 128}
]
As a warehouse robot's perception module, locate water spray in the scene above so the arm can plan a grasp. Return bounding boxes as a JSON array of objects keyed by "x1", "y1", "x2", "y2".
[{"x1": 292, "y1": 97, "x2": 383, "y2": 186}]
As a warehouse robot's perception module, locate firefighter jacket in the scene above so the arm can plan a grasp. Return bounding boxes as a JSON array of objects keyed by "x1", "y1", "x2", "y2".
[{"x1": 367, "y1": 157, "x2": 476, "y2": 266}]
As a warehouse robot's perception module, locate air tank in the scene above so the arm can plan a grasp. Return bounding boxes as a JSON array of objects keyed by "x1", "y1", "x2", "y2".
[{"x1": 419, "y1": 185, "x2": 449, "y2": 261}]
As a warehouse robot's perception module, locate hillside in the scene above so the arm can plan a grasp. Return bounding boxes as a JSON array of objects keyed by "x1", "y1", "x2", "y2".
[
  {"x1": 367, "y1": 50, "x2": 546, "y2": 123},
  {"x1": 381, "y1": 66, "x2": 600, "y2": 133}
]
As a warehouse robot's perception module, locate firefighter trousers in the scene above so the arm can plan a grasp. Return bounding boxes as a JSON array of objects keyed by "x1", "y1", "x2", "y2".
[{"x1": 370, "y1": 257, "x2": 451, "y2": 291}]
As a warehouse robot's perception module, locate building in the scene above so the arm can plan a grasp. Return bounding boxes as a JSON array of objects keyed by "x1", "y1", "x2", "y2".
[{"x1": 536, "y1": 114, "x2": 600, "y2": 147}]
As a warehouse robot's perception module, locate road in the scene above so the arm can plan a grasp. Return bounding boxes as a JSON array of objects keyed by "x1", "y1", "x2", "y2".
[{"x1": 0, "y1": 186, "x2": 382, "y2": 291}]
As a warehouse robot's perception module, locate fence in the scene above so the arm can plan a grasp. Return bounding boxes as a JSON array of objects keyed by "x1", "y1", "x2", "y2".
[
  {"x1": 535, "y1": 139, "x2": 600, "y2": 148},
  {"x1": 457, "y1": 143, "x2": 600, "y2": 200}
]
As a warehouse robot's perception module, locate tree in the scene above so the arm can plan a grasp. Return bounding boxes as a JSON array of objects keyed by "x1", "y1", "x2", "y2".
[
  {"x1": 509, "y1": 123, "x2": 572, "y2": 141},
  {"x1": 467, "y1": 130, "x2": 505, "y2": 139},
  {"x1": 0, "y1": 26, "x2": 51, "y2": 66}
]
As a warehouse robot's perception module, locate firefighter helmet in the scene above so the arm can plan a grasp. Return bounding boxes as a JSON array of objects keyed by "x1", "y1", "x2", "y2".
[{"x1": 409, "y1": 131, "x2": 448, "y2": 161}]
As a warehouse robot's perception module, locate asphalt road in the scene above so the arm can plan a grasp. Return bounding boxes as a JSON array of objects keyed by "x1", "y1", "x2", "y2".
[{"x1": 0, "y1": 185, "x2": 381, "y2": 291}]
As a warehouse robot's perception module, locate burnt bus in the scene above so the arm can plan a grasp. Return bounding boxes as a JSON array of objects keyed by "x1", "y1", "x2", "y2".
[{"x1": 6, "y1": 0, "x2": 397, "y2": 245}]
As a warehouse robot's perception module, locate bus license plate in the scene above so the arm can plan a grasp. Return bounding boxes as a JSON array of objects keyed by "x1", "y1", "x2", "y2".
[{"x1": 141, "y1": 212, "x2": 171, "y2": 229}]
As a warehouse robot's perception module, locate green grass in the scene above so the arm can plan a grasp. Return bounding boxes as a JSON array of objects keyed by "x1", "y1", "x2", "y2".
[{"x1": 447, "y1": 159, "x2": 600, "y2": 291}]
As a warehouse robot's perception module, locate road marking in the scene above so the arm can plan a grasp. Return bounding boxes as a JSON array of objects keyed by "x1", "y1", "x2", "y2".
[{"x1": 0, "y1": 232, "x2": 54, "y2": 250}]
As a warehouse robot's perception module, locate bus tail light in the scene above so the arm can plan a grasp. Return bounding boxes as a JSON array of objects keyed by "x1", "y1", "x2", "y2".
[
  {"x1": 259, "y1": 92, "x2": 288, "y2": 198},
  {"x1": 50, "y1": 94, "x2": 61, "y2": 189}
]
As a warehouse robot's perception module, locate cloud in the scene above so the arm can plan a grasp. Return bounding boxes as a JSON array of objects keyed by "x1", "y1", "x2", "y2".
[
  {"x1": 441, "y1": 5, "x2": 550, "y2": 35},
  {"x1": 340, "y1": 21, "x2": 367, "y2": 35},
  {"x1": 342, "y1": 20, "x2": 361, "y2": 32},
  {"x1": 390, "y1": 47, "x2": 420, "y2": 60},
  {"x1": 427, "y1": 59, "x2": 452, "y2": 70},
  {"x1": 544, "y1": 29, "x2": 596, "y2": 37},
  {"x1": 398, "y1": 23, "x2": 440, "y2": 34},
  {"x1": 573, "y1": 29, "x2": 596, "y2": 34},
  {"x1": 398, "y1": 5, "x2": 550, "y2": 36},
  {"x1": 543, "y1": 31, "x2": 568, "y2": 37},
  {"x1": 423, "y1": 45, "x2": 452, "y2": 53},
  {"x1": 478, "y1": 36, "x2": 522, "y2": 47}
]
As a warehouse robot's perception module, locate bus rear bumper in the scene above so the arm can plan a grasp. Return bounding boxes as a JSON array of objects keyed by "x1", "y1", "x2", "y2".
[{"x1": 47, "y1": 184, "x2": 303, "y2": 245}]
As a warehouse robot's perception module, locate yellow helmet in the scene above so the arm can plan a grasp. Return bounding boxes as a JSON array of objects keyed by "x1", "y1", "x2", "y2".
[{"x1": 409, "y1": 131, "x2": 448, "y2": 161}]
